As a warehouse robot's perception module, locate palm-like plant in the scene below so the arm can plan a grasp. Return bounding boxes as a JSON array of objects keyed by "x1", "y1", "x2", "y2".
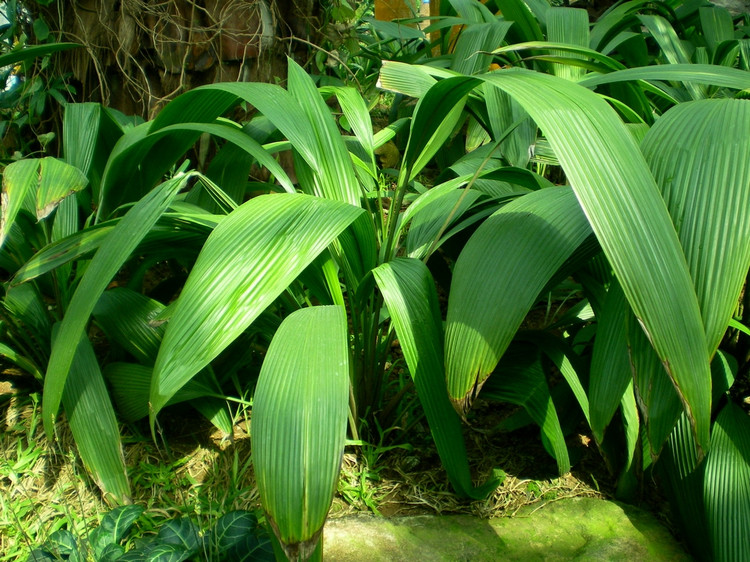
[{"x1": 3, "y1": 1, "x2": 750, "y2": 560}]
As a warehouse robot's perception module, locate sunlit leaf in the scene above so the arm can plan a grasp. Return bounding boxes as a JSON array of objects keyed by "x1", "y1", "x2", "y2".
[
  {"x1": 150, "y1": 194, "x2": 362, "y2": 419},
  {"x1": 252, "y1": 306, "x2": 349, "y2": 560},
  {"x1": 43, "y1": 173, "x2": 194, "y2": 438}
]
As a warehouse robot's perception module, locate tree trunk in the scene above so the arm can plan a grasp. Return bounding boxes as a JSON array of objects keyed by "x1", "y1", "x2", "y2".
[{"x1": 36, "y1": 0, "x2": 322, "y2": 118}]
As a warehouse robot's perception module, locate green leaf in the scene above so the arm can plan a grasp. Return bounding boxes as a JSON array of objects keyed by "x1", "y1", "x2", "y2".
[
  {"x1": 530, "y1": 331, "x2": 590, "y2": 426},
  {"x1": 209, "y1": 511, "x2": 258, "y2": 551},
  {"x1": 0, "y1": 160, "x2": 37, "y2": 249},
  {"x1": 43, "y1": 173, "x2": 193, "y2": 439},
  {"x1": 704, "y1": 402, "x2": 750, "y2": 562},
  {"x1": 12, "y1": 212, "x2": 216, "y2": 286},
  {"x1": 579, "y1": 63, "x2": 750, "y2": 93},
  {"x1": 451, "y1": 21, "x2": 512, "y2": 75},
  {"x1": 588, "y1": 279, "x2": 632, "y2": 443},
  {"x1": 627, "y1": 309, "x2": 683, "y2": 458},
  {"x1": 89, "y1": 506, "x2": 144, "y2": 557},
  {"x1": 63, "y1": 103, "x2": 124, "y2": 204},
  {"x1": 0, "y1": 42, "x2": 80, "y2": 69},
  {"x1": 36, "y1": 158, "x2": 89, "y2": 220},
  {"x1": 373, "y1": 258, "x2": 502, "y2": 498},
  {"x1": 93, "y1": 288, "x2": 165, "y2": 365},
  {"x1": 402, "y1": 77, "x2": 479, "y2": 183},
  {"x1": 546, "y1": 8, "x2": 590, "y2": 81},
  {"x1": 494, "y1": 0, "x2": 544, "y2": 43},
  {"x1": 445, "y1": 186, "x2": 591, "y2": 412},
  {"x1": 0, "y1": 343, "x2": 43, "y2": 381},
  {"x1": 699, "y1": 6, "x2": 734, "y2": 56},
  {"x1": 44, "y1": 529, "x2": 77, "y2": 557},
  {"x1": 320, "y1": 85, "x2": 376, "y2": 176},
  {"x1": 481, "y1": 68, "x2": 711, "y2": 453},
  {"x1": 103, "y1": 362, "x2": 221, "y2": 422},
  {"x1": 58, "y1": 328, "x2": 130, "y2": 503},
  {"x1": 0, "y1": 158, "x2": 88, "y2": 248},
  {"x1": 150, "y1": 194, "x2": 362, "y2": 419},
  {"x1": 251, "y1": 306, "x2": 349, "y2": 560},
  {"x1": 642, "y1": 99, "x2": 750, "y2": 358},
  {"x1": 658, "y1": 413, "x2": 710, "y2": 560},
  {"x1": 157, "y1": 518, "x2": 201, "y2": 554},
  {"x1": 480, "y1": 343, "x2": 570, "y2": 474}
]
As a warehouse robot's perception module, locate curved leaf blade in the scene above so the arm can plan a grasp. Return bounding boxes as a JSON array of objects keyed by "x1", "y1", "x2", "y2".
[
  {"x1": 150, "y1": 194, "x2": 363, "y2": 418},
  {"x1": 704, "y1": 402, "x2": 750, "y2": 561},
  {"x1": 43, "y1": 173, "x2": 194, "y2": 438},
  {"x1": 373, "y1": 258, "x2": 502, "y2": 498},
  {"x1": 251, "y1": 306, "x2": 349, "y2": 560},
  {"x1": 481, "y1": 68, "x2": 711, "y2": 453},
  {"x1": 445, "y1": 186, "x2": 591, "y2": 411},
  {"x1": 642, "y1": 99, "x2": 750, "y2": 357},
  {"x1": 59, "y1": 331, "x2": 130, "y2": 503}
]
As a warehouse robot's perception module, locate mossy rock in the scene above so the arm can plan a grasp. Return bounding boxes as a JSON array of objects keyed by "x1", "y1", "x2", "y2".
[{"x1": 323, "y1": 497, "x2": 690, "y2": 561}]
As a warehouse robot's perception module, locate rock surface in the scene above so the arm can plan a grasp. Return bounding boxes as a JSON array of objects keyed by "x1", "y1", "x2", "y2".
[{"x1": 323, "y1": 497, "x2": 690, "y2": 561}]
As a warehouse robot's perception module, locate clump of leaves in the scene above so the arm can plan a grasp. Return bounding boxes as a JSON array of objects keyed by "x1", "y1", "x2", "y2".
[{"x1": 27, "y1": 506, "x2": 273, "y2": 561}]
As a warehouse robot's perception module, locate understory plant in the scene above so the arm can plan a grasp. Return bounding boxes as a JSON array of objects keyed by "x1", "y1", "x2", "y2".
[
  {"x1": 27, "y1": 506, "x2": 272, "y2": 561},
  {"x1": 2, "y1": 1, "x2": 750, "y2": 560}
]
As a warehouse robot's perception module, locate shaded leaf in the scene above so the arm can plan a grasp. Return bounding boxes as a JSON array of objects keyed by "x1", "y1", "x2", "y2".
[
  {"x1": 445, "y1": 186, "x2": 591, "y2": 412},
  {"x1": 373, "y1": 258, "x2": 502, "y2": 498}
]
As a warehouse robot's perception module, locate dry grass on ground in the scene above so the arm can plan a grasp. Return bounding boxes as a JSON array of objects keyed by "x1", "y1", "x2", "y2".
[{"x1": 1, "y1": 374, "x2": 612, "y2": 560}]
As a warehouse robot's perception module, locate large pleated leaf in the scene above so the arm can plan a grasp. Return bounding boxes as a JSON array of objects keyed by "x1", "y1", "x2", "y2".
[
  {"x1": 478, "y1": 68, "x2": 711, "y2": 453},
  {"x1": 12, "y1": 212, "x2": 217, "y2": 285},
  {"x1": 58, "y1": 328, "x2": 130, "y2": 503},
  {"x1": 251, "y1": 306, "x2": 349, "y2": 560},
  {"x1": 400, "y1": 77, "x2": 477, "y2": 184},
  {"x1": 638, "y1": 15, "x2": 704, "y2": 100},
  {"x1": 494, "y1": 0, "x2": 544, "y2": 43},
  {"x1": 627, "y1": 308, "x2": 683, "y2": 458},
  {"x1": 616, "y1": 381, "x2": 640, "y2": 499},
  {"x1": 445, "y1": 186, "x2": 591, "y2": 412},
  {"x1": 42, "y1": 173, "x2": 194, "y2": 438},
  {"x1": 704, "y1": 401, "x2": 750, "y2": 562},
  {"x1": 657, "y1": 413, "x2": 710, "y2": 561},
  {"x1": 405, "y1": 188, "x2": 482, "y2": 259},
  {"x1": 657, "y1": 350, "x2": 737, "y2": 561},
  {"x1": 699, "y1": 5, "x2": 734, "y2": 56},
  {"x1": 372, "y1": 258, "x2": 501, "y2": 498},
  {"x1": 484, "y1": 86, "x2": 536, "y2": 168},
  {"x1": 320, "y1": 85, "x2": 376, "y2": 178},
  {"x1": 546, "y1": 8, "x2": 590, "y2": 82},
  {"x1": 529, "y1": 331, "x2": 590, "y2": 426},
  {"x1": 103, "y1": 362, "x2": 224, "y2": 425},
  {"x1": 149, "y1": 194, "x2": 363, "y2": 419},
  {"x1": 451, "y1": 21, "x2": 512, "y2": 75},
  {"x1": 0, "y1": 158, "x2": 88, "y2": 247},
  {"x1": 588, "y1": 279, "x2": 632, "y2": 442},
  {"x1": 641, "y1": 99, "x2": 750, "y2": 357},
  {"x1": 579, "y1": 63, "x2": 750, "y2": 93},
  {"x1": 63, "y1": 103, "x2": 123, "y2": 204}
]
